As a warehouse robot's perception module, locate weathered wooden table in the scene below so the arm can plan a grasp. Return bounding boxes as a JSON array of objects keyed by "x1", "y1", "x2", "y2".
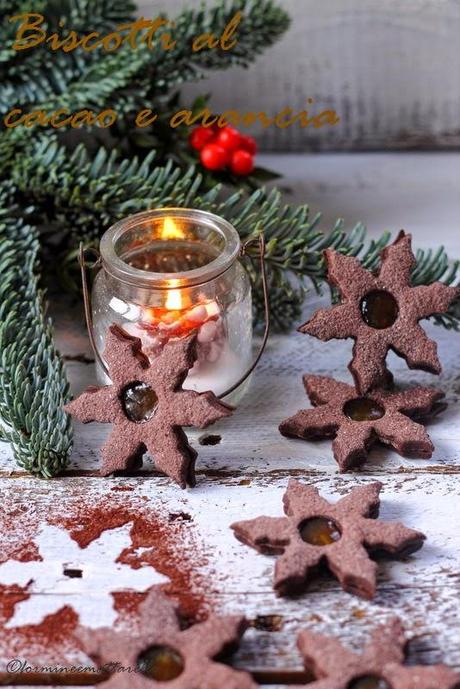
[{"x1": 0, "y1": 154, "x2": 459, "y2": 687}]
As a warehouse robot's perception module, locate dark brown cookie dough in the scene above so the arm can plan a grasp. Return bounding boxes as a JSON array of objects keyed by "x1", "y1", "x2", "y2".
[
  {"x1": 279, "y1": 374, "x2": 444, "y2": 471},
  {"x1": 76, "y1": 589, "x2": 257, "y2": 689},
  {"x1": 293, "y1": 618, "x2": 459, "y2": 689},
  {"x1": 65, "y1": 325, "x2": 232, "y2": 487},
  {"x1": 299, "y1": 231, "x2": 460, "y2": 393},
  {"x1": 231, "y1": 481, "x2": 425, "y2": 599}
]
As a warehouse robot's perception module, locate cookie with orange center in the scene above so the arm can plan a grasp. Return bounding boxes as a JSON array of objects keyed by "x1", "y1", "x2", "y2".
[
  {"x1": 231, "y1": 481, "x2": 425, "y2": 599},
  {"x1": 65, "y1": 325, "x2": 232, "y2": 487},
  {"x1": 291, "y1": 618, "x2": 459, "y2": 689},
  {"x1": 279, "y1": 374, "x2": 444, "y2": 471},
  {"x1": 299, "y1": 231, "x2": 460, "y2": 394},
  {"x1": 76, "y1": 589, "x2": 257, "y2": 689}
]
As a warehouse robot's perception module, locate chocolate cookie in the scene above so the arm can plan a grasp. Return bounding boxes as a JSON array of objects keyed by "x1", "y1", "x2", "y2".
[
  {"x1": 65, "y1": 325, "x2": 232, "y2": 487},
  {"x1": 76, "y1": 589, "x2": 257, "y2": 689},
  {"x1": 299, "y1": 231, "x2": 460, "y2": 393},
  {"x1": 279, "y1": 374, "x2": 444, "y2": 471},
  {"x1": 231, "y1": 480, "x2": 425, "y2": 599},
  {"x1": 293, "y1": 617, "x2": 459, "y2": 689}
]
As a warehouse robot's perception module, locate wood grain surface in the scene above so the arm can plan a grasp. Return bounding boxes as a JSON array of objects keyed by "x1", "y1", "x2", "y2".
[
  {"x1": 1, "y1": 307, "x2": 459, "y2": 685},
  {"x1": 137, "y1": 0, "x2": 460, "y2": 151},
  {"x1": 0, "y1": 153, "x2": 459, "y2": 686}
]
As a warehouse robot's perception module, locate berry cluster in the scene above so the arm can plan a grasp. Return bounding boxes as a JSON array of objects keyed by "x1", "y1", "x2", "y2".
[{"x1": 189, "y1": 125, "x2": 257, "y2": 176}]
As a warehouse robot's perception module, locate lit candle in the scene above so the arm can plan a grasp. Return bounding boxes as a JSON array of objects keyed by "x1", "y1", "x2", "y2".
[
  {"x1": 121, "y1": 217, "x2": 233, "y2": 392},
  {"x1": 97, "y1": 209, "x2": 253, "y2": 401}
]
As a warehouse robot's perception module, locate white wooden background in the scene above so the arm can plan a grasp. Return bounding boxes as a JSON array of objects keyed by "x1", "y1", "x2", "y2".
[
  {"x1": 137, "y1": 0, "x2": 460, "y2": 151},
  {"x1": 0, "y1": 153, "x2": 459, "y2": 686}
]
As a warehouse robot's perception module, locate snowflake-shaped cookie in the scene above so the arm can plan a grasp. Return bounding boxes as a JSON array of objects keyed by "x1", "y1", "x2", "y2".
[
  {"x1": 77, "y1": 589, "x2": 257, "y2": 689},
  {"x1": 300, "y1": 232, "x2": 459, "y2": 393},
  {"x1": 231, "y1": 481, "x2": 425, "y2": 599},
  {"x1": 279, "y1": 374, "x2": 444, "y2": 471},
  {"x1": 292, "y1": 618, "x2": 459, "y2": 689},
  {"x1": 65, "y1": 326, "x2": 232, "y2": 487}
]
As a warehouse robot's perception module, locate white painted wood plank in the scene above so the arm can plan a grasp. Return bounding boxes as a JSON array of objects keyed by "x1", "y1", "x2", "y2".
[
  {"x1": 259, "y1": 152, "x2": 460, "y2": 257},
  {"x1": 0, "y1": 474, "x2": 459, "y2": 676},
  {"x1": 137, "y1": 0, "x2": 460, "y2": 151}
]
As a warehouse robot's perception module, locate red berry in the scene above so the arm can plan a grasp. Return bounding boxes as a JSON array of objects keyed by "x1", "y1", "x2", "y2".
[
  {"x1": 200, "y1": 144, "x2": 229, "y2": 171},
  {"x1": 216, "y1": 126, "x2": 242, "y2": 152},
  {"x1": 189, "y1": 126, "x2": 215, "y2": 151},
  {"x1": 230, "y1": 149, "x2": 254, "y2": 176},
  {"x1": 240, "y1": 135, "x2": 257, "y2": 155}
]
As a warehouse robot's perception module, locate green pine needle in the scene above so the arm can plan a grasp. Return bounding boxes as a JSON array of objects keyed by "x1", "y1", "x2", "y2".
[
  {"x1": 11, "y1": 138, "x2": 460, "y2": 331},
  {"x1": 0, "y1": 184, "x2": 72, "y2": 476}
]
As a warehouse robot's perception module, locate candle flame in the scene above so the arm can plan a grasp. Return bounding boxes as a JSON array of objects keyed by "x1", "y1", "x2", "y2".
[
  {"x1": 165, "y1": 287, "x2": 184, "y2": 311},
  {"x1": 161, "y1": 218, "x2": 188, "y2": 311},
  {"x1": 161, "y1": 217, "x2": 186, "y2": 240}
]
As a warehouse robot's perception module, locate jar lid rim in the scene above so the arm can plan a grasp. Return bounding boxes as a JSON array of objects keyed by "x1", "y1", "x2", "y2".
[{"x1": 100, "y1": 208, "x2": 241, "y2": 288}]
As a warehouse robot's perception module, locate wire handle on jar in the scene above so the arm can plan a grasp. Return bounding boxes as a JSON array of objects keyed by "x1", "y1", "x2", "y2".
[
  {"x1": 78, "y1": 233, "x2": 270, "y2": 400},
  {"x1": 218, "y1": 233, "x2": 270, "y2": 399},
  {"x1": 79, "y1": 244, "x2": 109, "y2": 377}
]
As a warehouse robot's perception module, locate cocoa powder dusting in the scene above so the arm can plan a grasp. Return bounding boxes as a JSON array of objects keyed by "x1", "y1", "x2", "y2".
[
  {"x1": 0, "y1": 503, "x2": 41, "y2": 564},
  {"x1": 0, "y1": 606, "x2": 80, "y2": 666},
  {"x1": 0, "y1": 583, "x2": 30, "y2": 623},
  {"x1": 0, "y1": 484, "x2": 214, "y2": 671},
  {"x1": 118, "y1": 512, "x2": 211, "y2": 623},
  {"x1": 112, "y1": 590, "x2": 149, "y2": 622},
  {"x1": 51, "y1": 499, "x2": 211, "y2": 622}
]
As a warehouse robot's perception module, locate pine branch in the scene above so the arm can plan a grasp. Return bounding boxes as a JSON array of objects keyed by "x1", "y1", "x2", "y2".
[
  {"x1": 1, "y1": 0, "x2": 289, "y2": 117},
  {"x1": 411, "y1": 246, "x2": 460, "y2": 329},
  {"x1": 11, "y1": 138, "x2": 460, "y2": 331},
  {"x1": 12, "y1": 137, "x2": 224, "y2": 245},
  {"x1": 0, "y1": 182, "x2": 72, "y2": 476},
  {"x1": 1, "y1": 0, "x2": 291, "y2": 190},
  {"x1": 149, "y1": 0, "x2": 290, "y2": 78},
  {"x1": 0, "y1": 0, "x2": 137, "y2": 115}
]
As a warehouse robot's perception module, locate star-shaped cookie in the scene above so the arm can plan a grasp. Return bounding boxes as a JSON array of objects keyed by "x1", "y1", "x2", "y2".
[
  {"x1": 279, "y1": 374, "x2": 444, "y2": 471},
  {"x1": 65, "y1": 325, "x2": 232, "y2": 487},
  {"x1": 76, "y1": 589, "x2": 257, "y2": 689},
  {"x1": 231, "y1": 481, "x2": 425, "y2": 599},
  {"x1": 300, "y1": 231, "x2": 459, "y2": 393},
  {"x1": 292, "y1": 618, "x2": 459, "y2": 689}
]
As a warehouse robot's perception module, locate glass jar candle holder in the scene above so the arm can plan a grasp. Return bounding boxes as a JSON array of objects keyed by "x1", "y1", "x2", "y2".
[{"x1": 91, "y1": 208, "x2": 253, "y2": 404}]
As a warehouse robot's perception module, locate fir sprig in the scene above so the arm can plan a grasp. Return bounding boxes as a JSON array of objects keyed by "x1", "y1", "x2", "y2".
[
  {"x1": 0, "y1": 0, "x2": 137, "y2": 114},
  {"x1": 11, "y1": 139, "x2": 460, "y2": 330},
  {"x1": 0, "y1": 184, "x2": 72, "y2": 476},
  {"x1": 1, "y1": 0, "x2": 289, "y2": 117}
]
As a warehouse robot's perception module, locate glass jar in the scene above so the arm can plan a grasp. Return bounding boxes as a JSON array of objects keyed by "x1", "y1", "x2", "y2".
[{"x1": 92, "y1": 208, "x2": 253, "y2": 403}]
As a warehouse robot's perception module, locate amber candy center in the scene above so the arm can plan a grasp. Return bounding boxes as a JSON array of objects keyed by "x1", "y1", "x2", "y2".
[
  {"x1": 360, "y1": 290, "x2": 399, "y2": 329},
  {"x1": 121, "y1": 382, "x2": 158, "y2": 423},
  {"x1": 347, "y1": 675, "x2": 391, "y2": 689},
  {"x1": 137, "y1": 645, "x2": 185, "y2": 681},
  {"x1": 343, "y1": 397, "x2": 385, "y2": 422},
  {"x1": 299, "y1": 517, "x2": 341, "y2": 546}
]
